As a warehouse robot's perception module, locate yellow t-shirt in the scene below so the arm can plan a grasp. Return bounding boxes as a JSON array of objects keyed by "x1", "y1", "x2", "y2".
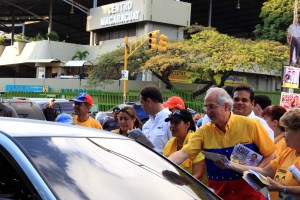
[
  {"x1": 73, "y1": 116, "x2": 103, "y2": 130},
  {"x1": 270, "y1": 148, "x2": 300, "y2": 186},
  {"x1": 181, "y1": 113, "x2": 276, "y2": 199},
  {"x1": 270, "y1": 148, "x2": 300, "y2": 200},
  {"x1": 182, "y1": 114, "x2": 276, "y2": 157},
  {"x1": 111, "y1": 128, "x2": 130, "y2": 137},
  {"x1": 163, "y1": 131, "x2": 207, "y2": 185},
  {"x1": 274, "y1": 132, "x2": 287, "y2": 158},
  {"x1": 163, "y1": 131, "x2": 205, "y2": 172}
]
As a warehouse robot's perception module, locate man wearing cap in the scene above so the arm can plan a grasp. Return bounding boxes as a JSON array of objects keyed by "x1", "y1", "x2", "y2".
[
  {"x1": 163, "y1": 109, "x2": 207, "y2": 184},
  {"x1": 71, "y1": 93, "x2": 103, "y2": 129},
  {"x1": 163, "y1": 96, "x2": 185, "y2": 112},
  {"x1": 139, "y1": 86, "x2": 172, "y2": 153},
  {"x1": 43, "y1": 98, "x2": 58, "y2": 121}
]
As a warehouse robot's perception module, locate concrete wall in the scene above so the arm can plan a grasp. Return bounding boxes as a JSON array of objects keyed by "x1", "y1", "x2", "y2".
[
  {"x1": 0, "y1": 74, "x2": 282, "y2": 94},
  {"x1": 0, "y1": 78, "x2": 207, "y2": 93}
]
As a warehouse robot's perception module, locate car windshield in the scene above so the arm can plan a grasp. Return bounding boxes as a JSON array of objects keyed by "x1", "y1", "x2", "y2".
[{"x1": 16, "y1": 137, "x2": 220, "y2": 200}]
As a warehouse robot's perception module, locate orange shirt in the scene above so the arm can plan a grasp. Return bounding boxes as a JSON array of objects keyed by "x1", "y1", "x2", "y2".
[{"x1": 73, "y1": 116, "x2": 103, "y2": 130}]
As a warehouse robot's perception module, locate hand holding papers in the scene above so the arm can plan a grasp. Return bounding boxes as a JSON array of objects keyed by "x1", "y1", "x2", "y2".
[
  {"x1": 242, "y1": 170, "x2": 270, "y2": 198},
  {"x1": 201, "y1": 151, "x2": 229, "y2": 165},
  {"x1": 127, "y1": 128, "x2": 154, "y2": 148}
]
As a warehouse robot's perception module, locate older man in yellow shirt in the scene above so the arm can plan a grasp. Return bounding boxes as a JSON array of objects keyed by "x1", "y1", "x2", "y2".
[{"x1": 168, "y1": 87, "x2": 276, "y2": 200}]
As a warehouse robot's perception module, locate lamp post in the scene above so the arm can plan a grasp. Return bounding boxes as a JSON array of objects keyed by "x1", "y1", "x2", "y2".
[{"x1": 123, "y1": 36, "x2": 128, "y2": 104}]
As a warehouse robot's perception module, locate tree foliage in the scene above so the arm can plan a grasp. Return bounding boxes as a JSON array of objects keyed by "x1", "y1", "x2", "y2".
[
  {"x1": 72, "y1": 50, "x2": 89, "y2": 60},
  {"x1": 254, "y1": 0, "x2": 294, "y2": 43},
  {"x1": 89, "y1": 28, "x2": 288, "y2": 98},
  {"x1": 141, "y1": 29, "x2": 288, "y2": 97}
]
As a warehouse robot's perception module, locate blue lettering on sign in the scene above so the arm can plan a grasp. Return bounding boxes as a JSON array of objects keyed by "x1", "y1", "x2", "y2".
[{"x1": 6, "y1": 85, "x2": 50, "y2": 92}]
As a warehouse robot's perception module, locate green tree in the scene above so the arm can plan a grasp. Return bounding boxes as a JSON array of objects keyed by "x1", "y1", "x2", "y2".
[
  {"x1": 89, "y1": 29, "x2": 288, "y2": 98},
  {"x1": 72, "y1": 50, "x2": 89, "y2": 60},
  {"x1": 88, "y1": 46, "x2": 151, "y2": 86},
  {"x1": 46, "y1": 31, "x2": 59, "y2": 41},
  {"x1": 141, "y1": 29, "x2": 288, "y2": 98},
  {"x1": 254, "y1": 0, "x2": 294, "y2": 43}
]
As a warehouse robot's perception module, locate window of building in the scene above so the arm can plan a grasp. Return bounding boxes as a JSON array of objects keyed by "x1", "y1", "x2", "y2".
[{"x1": 97, "y1": 23, "x2": 136, "y2": 42}]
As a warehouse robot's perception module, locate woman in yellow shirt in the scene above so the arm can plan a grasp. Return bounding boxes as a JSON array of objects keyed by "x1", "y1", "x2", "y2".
[
  {"x1": 262, "y1": 105, "x2": 287, "y2": 157},
  {"x1": 228, "y1": 108, "x2": 300, "y2": 199},
  {"x1": 163, "y1": 109, "x2": 207, "y2": 184},
  {"x1": 111, "y1": 106, "x2": 142, "y2": 137}
]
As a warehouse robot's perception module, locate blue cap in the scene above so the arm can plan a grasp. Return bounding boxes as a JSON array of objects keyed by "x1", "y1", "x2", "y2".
[
  {"x1": 70, "y1": 93, "x2": 93, "y2": 106},
  {"x1": 56, "y1": 113, "x2": 73, "y2": 124}
]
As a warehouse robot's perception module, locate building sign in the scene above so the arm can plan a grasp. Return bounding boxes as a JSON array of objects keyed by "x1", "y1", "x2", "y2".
[
  {"x1": 168, "y1": 70, "x2": 198, "y2": 83},
  {"x1": 224, "y1": 75, "x2": 247, "y2": 86},
  {"x1": 100, "y1": 1, "x2": 140, "y2": 27},
  {"x1": 6, "y1": 85, "x2": 50, "y2": 92},
  {"x1": 214, "y1": 74, "x2": 247, "y2": 86}
]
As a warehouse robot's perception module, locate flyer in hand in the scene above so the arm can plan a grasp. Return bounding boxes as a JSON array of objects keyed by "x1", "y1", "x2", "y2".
[
  {"x1": 242, "y1": 169, "x2": 270, "y2": 198},
  {"x1": 201, "y1": 151, "x2": 229, "y2": 164},
  {"x1": 230, "y1": 143, "x2": 263, "y2": 166},
  {"x1": 127, "y1": 128, "x2": 155, "y2": 148}
]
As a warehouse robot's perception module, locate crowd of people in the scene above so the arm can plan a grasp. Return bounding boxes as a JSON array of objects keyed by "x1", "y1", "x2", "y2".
[{"x1": 1, "y1": 85, "x2": 300, "y2": 199}]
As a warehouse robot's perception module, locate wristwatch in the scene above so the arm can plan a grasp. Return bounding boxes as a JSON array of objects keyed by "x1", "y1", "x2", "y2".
[{"x1": 283, "y1": 186, "x2": 288, "y2": 194}]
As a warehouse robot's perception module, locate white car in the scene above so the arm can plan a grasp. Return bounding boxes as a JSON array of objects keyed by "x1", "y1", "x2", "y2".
[{"x1": 0, "y1": 117, "x2": 221, "y2": 200}]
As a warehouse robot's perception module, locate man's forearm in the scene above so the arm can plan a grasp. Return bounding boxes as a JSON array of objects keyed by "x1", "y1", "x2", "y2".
[
  {"x1": 168, "y1": 149, "x2": 190, "y2": 164},
  {"x1": 258, "y1": 152, "x2": 275, "y2": 168}
]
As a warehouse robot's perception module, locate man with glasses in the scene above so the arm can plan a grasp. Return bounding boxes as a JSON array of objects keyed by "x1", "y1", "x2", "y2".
[
  {"x1": 71, "y1": 93, "x2": 103, "y2": 129},
  {"x1": 232, "y1": 86, "x2": 274, "y2": 141},
  {"x1": 139, "y1": 86, "x2": 172, "y2": 153},
  {"x1": 168, "y1": 87, "x2": 276, "y2": 199}
]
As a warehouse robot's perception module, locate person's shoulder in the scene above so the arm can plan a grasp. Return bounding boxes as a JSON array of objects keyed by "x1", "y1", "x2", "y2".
[
  {"x1": 90, "y1": 116, "x2": 100, "y2": 123},
  {"x1": 157, "y1": 108, "x2": 171, "y2": 117},
  {"x1": 111, "y1": 129, "x2": 120, "y2": 134}
]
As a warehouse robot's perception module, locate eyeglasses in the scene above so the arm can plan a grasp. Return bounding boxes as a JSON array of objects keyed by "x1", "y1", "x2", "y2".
[{"x1": 203, "y1": 104, "x2": 221, "y2": 112}]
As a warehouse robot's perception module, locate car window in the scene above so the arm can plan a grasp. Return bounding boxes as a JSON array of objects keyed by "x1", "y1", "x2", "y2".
[
  {"x1": 59, "y1": 102, "x2": 74, "y2": 115},
  {"x1": 0, "y1": 147, "x2": 42, "y2": 199},
  {"x1": 53, "y1": 103, "x2": 61, "y2": 113},
  {"x1": 16, "y1": 137, "x2": 221, "y2": 200},
  {"x1": 5, "y1": 102, "x2": 46, "y2": 120},
  {"x1": 36, "y1": 101, "x2": 74, "y2": 116}
]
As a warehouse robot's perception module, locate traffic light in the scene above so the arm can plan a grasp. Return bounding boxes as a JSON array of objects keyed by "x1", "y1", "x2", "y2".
[
  {"x1": 158, "y1": 34, "x2": 168, "y2": 52},
  {"x1": 148, "y1": 32, "x2": 157, "y2": 50}
]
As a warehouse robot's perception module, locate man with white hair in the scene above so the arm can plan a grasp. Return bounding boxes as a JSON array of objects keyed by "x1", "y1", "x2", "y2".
[{"x1": 168, "y1": 87, "x2": 276, "y2": 199}]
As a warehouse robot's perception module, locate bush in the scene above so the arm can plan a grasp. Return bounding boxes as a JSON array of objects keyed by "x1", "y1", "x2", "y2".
[{"x1": 46, "y1": 31, "x2": 59, "y2": 41}]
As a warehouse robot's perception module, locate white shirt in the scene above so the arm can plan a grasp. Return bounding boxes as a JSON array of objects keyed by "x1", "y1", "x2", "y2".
[
  {"x1": 201, "y1": 114, "x2": 211, "y2": 126},
  {"x1": 288, "y1": 23, "x2": 300, "y2": 38},
  {"x1": 142, "y1": 108, "x2": 172, "y2": 153},
  {"x1": 248, "y1": 111, "x2": 274, "y2": 141}
]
